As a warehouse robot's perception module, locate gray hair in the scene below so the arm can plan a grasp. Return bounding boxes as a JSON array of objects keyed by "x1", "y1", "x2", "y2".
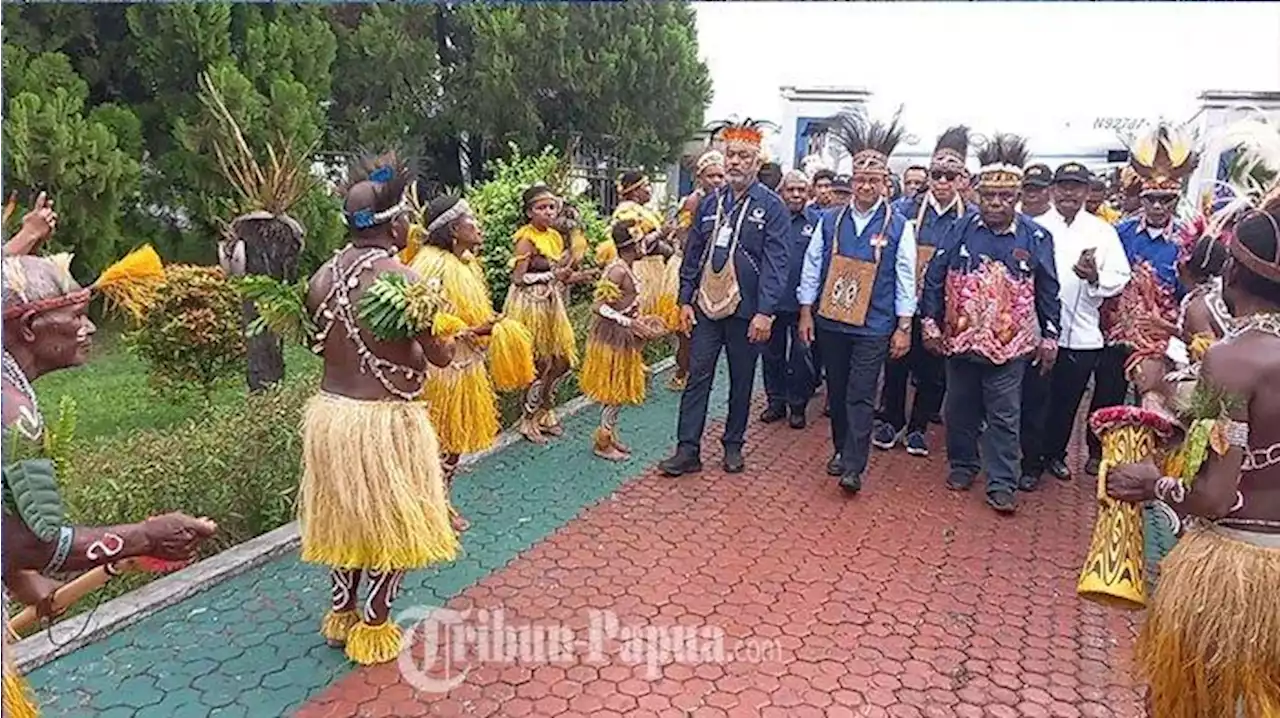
[
  {"x1": 2, "y1": 255, "x2": 81, "y2": 312},
  {"x1": 779, "y1": 170, "x2": 810, "y2": 189}
]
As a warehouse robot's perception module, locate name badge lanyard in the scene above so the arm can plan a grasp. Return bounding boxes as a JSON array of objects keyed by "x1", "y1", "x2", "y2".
[{"x1": 702, "y1": 192, "x2": 751, "y2": 271}]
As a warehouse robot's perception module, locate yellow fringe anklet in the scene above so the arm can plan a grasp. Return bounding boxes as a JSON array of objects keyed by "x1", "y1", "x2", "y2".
[
  {"x1": 320, "y1": 609, "x2": 360, "y2": 645},
  {"x1": 345, "y1": 620, "x2": 404, "y2": 666}
]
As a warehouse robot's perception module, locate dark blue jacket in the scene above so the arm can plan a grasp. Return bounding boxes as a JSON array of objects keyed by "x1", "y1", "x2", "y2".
[
  {"x1": 1114, "y1": 217, "x2": 1185, "y2": 300},
  {"x1": 776, "y1": 205, "x2": 822, "y2": 314},
  {"x1": 891, "y1": 194, "x2": 974, "y2": 248},
  {"x1": 813, "y1": 202, "x2": 910, "y2": 338},
  {"x1": 679, "y1": 181, "x2": 792, "y2": 320}
]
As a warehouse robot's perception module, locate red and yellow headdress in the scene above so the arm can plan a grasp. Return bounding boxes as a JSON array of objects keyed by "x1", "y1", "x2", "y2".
[
  {"x1": 704, "y1": 118, "x2": 777, "y2": 154},
  {"x1": 2, "y1": 245, "x2": 165, "y2": 323},
  {"x1": 1128, "y1": 122, "x2": 1199, "y2": 196}
]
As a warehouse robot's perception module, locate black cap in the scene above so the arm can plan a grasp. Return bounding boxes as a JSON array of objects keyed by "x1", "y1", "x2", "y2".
[
  {"x1": 831, "y1": 174, "x2": 853, "y2": 192},
  {"x1": 1053, "y1": 162, "x2": 1091, "y2": 185},
  {"x1": 1022, "y1": 164, "x2": 1051, "y2": 188}
]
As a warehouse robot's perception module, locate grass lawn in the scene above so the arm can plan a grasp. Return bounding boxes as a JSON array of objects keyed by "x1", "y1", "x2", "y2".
[{"x1": 32, "y1": 330, "x2": 321, "y2": 445}]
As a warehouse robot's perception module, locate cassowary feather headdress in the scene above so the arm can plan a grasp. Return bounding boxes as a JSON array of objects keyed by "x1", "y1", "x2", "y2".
[
  {"x1": 931, "y1": 125, "x2": 970, "y2": 173},
  {"x1": 825, "y1": 106, "x2": 906, "y2": 175},
  {"x1": 975, "y1": 133, "x2": 1029, "y2": 189}
]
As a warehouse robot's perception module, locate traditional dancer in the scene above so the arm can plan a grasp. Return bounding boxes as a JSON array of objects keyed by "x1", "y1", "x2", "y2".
[
  {"x1": 659, "y1": 117, "x2": 791, "y2": 477},
  {"x1": 668, "y1": 150, "x2": 727, "y2": 391},
  {"x1": 1088, "y1": 123, "x2": 1198, "y2": 474},
  {"x1": 1105, "y1": 205, "x2": 1280, "y2": 718},
  {"x1": 611, "y1": 171, "x2": 679, "y2": 331},
  {"x1": 759, "y1": 170, "x2": 820, "y2": 429},
  {"x1": 874, "y1": 125, "x2": 972, "y2": 457},
  {"x1": 505, "y1": 183, "x2": 596, "y2": 444},
  {"x1": 798, "y1": 109, "x2": 917, "y2": 493},
  {"x1": 407, "y1": 194, "x2": 536, "y2": 533},
  {"x1": 3, "y1": 247, "x2": 217, "y2": 717},
  {"x1": 580, "y1": 219, "x2": 668, "y2": 460},
  {"x1": 299, "y1": 153, "x2": 460, "y2": 665},
  {"x1": 920, "y1": 133, "x2": 1062, "y2": 513}
]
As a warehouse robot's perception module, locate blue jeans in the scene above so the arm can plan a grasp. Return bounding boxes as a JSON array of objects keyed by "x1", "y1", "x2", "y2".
[{"x1": 945, "y1": 357, "x2": 1026, "y2": 497}]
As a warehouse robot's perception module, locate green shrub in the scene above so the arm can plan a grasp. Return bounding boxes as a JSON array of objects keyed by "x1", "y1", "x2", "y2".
[
  {"x1": 61, "y1": 376, "x2": 315, "y2": 556},
  {"x1": 126, "y1": 264, "x2": 246, "y2": 398}
]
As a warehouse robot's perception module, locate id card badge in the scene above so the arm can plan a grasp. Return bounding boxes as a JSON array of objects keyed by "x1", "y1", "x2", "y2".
[{"x1": 714, "y1": 224, "x2": 733, "y2": 249}]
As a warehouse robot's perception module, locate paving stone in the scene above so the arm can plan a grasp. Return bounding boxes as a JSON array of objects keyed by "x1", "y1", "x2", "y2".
[{"x1": 28, "y1": 366, "x2": 726, "y2": 717}]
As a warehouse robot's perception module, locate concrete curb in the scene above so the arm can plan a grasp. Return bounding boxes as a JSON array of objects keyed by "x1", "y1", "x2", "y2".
[{"x1": 14, "y1": 356, "x2": 676, "y2": 672}]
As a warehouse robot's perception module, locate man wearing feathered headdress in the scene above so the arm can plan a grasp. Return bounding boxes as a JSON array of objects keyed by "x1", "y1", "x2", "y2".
[
  {"x1": 795, "y1": 108, "x2": 918, "y2": 494},
  {"x1": 658, "y1": 118, "x2": 792, "y2": 477},
  {"x1": 873, "y1": 125, "x2": 973, "y2": 459},
  {"x1": 1104, "y1": 201, "x2": 1280, "y2": 718},
  {"x1": 2, "y1": 206, "x2": 218, "y2": 716},
  {"x1": 919, "y1": 133, "x2": 1062, "y2": 514},
  {"x1": 1085, "y1": 122, "x2": 1199, "y2": 475}
]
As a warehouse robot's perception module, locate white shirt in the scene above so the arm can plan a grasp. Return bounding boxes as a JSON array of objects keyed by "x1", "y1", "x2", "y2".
[
  {"x1": 797, "y1": 199, "x2": 918, "y2": 317},
  {"x1": 1035, "y1": 208, "x2": 1131, "y2": 350}
]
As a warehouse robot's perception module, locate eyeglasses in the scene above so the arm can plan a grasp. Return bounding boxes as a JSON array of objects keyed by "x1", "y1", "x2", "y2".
[
  {"x1": 930, "y1": 170, "x2": 960, "y2": 182},
  {"x1": 1144, "y1": 194, "x2": 1178, "y2": 208}
]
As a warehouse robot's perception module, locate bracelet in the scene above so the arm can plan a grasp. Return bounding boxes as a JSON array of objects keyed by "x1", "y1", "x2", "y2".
[
  {"x1": 1153, "y1": 476, "x2": 1186, "y2": 505},
  {"x1": 599, "y1": 304, "x2": 633, "y2": 327},
  {"x1": 522, "y1": 272, "x2": 554, "y2": 285},
  {"x1": 1223, "y1": 420, "x2": 1249, "y2": 450},
  {"x1": 44, "y1": 525, "x2": 74, "y2": 574},
  {"x1": 1230, "y1": 491, "x2": 1245, "y2": 513}
]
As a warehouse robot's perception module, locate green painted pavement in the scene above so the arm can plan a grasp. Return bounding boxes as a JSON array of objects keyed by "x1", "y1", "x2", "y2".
[{"x1": 28, "y1": 368, "x2": 733, "y2": 717}]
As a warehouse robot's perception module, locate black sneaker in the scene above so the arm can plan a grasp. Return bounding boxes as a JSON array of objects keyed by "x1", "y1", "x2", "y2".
[
  {"x1": 1084, "y1": 456, "x2": 1101, "y2": 476},
  {"x1": 1047, "y1": 458, "x2": 1071, "y2": 481},
  {"x1": 659, "y1": 451, "x2": 702, "y2": 477},
  {"x1": 904, "y1": 431, "x2": 929, "y2": 457},
  {"x1": 872, "y1": 422, "x2": 901, "y2": 451},
  {"x1": 838, "y1": 471, "x2": 862, "y2": 494},
  {"x1": 987, "y1": 490, "x2": 1017, "y2": 514},
  {"x1": 759, "y1": 404, "x2": 786, "y2": 424},
  {"x1": 1017, "y1": 473, "x2": 1041, "y2": 492},
  {"x1": 788, "y1": 408, "x2": 806, "y2": 430},
  {"x1": 722, "y1": 446, "x2": 745, "y2": 474},
  {"x1": 945, "y1": 472, "x2": 972, "y2": 491},
  {"x1": 826, "y1": 453, "x2": 844, "y2": 477}
]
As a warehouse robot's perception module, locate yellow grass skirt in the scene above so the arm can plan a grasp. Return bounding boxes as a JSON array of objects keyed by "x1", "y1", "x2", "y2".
[
  {"x1": 424, "y1": 349, "x2": 500, "y2": 456},
  {"x1": 659, "y1": 253, "x2": 683, "y2": 331},
  {"x1": 503, "y1": 284, "x2": 577, "y2": 367},
  {"x1": 579, "y1": 339, "x2": 647, "y2": 407},
  {"x1": 299, "y1": 393, "x2": 459, "y2": 572},
  {"x1": 1135, "y1": 525, "x2": 1280, "y2": 718},
  {"x1": 4, "y1": 626, "x2": 39, "y2": 718}
]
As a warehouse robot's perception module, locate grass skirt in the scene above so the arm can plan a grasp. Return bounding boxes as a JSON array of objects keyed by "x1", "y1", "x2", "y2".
[
  {"x1": 1136, "y1": 525, "x2": 1280, "y2": 718},
  {"x1": 299, "y1": 393, "x2": 459, "y2": 572},
  {"x1": 3, "y1": 629, "x2": 39, "y2": 718},
  {"x1": 579, "y1": 321, "x2": 646, "y2": 406},
  {"x1": 424, "y1": 344, "x2": 500, "y2": 456},
  {"x1": 658, "y1": 253, "x2": 683, "y2": 331},
  {"x1": 503, "y1": 283, "x2": 577, "y2": 367}
]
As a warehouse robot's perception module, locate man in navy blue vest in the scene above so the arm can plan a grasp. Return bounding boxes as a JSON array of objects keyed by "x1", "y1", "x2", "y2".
[
  {"x1": 797, "y1": 109, "x2": 917, "y2": 494},
  {"x1": 920, "y1": 133, "x2": 1062, "y2": 514},
  {"x1": 760, "y1": 170, "x2": 822, "y2": 429},
  {"x1": 874, "y1": 126, "x2": 973, "y2": 458},
  {"x1": 660, "y1": 118, "x2": 792, "y2": 476}
]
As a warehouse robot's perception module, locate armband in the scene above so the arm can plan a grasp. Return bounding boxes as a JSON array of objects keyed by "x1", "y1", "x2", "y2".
[
  {"x1": 522, "y1": 272, "x2": 555, "y2": 285},
  {"x1": 44, "y1": 525, "x2": 74, "y2": 574},
  {"x1": 1222, "y1": 420, "x2": 1249, "y2": 450},
  {"x1": 1153, "y1": 476, "x2": 1187, "y2": 505},
  {"x1": 599, "y1": 304, "x2": 633, "y2": 327}
]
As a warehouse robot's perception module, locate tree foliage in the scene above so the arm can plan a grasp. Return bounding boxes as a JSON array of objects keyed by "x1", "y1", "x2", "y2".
[{"x1": 1, "y1": 2, "x2": 710, "y2": 292}]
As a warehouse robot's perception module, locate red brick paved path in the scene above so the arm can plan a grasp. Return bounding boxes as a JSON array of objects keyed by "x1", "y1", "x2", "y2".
[{"x1": 298, "y1": 409, "x2": 1143, "y2": 717}]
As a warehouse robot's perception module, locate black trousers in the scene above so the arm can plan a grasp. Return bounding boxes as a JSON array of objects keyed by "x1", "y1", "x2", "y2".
[
  {"x1": 1085, "y1": 344, "x2": 1131, "y2": 462},
  {"x1": 1019, "y1": 366, "x2": 1051, "y2": 478},
  {"x1": 1042, "y1": 348, "x2": 1102, "y2": 465},
  {"x1": 820, "y1": 329, "x2": 891, "y2": 478},
  {"x1": 876, "y1": 317, "x2": 944, "y2": 434},
  {"x1": 945, "y1": 357, "x2": 1026, "y2": 497},
  {"x1": 676, "y1": 311, "x2": 760, "y2": 457},
  {"x1": 761, "y1": 311, "x2": 814, "y2": 412}
]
